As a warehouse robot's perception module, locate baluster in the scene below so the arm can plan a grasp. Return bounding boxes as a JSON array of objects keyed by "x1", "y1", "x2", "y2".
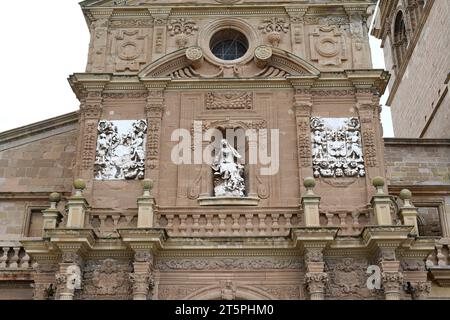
[
  {"x1": 232, "y1": 214, "x2": 240, "y2": 235},
  {"x1": 352, "y1": 212, "x2": 361, "y2": 230},
  {"x1": 245, "y1": 214, "x2": 253, "y2": 234},
  {"x1": 198, "y1": 215, "x2": 206, "y2": 236},
  {"x1": 272, "y1": 214, "x2": 280, "y2": 235},
  {"x1": 9, "y1": 247, "x2": 20, "y2": 269},
  {"x1": 112, "y1": 215, "x2": 120, "y2": 229},
  {"x1": 326, "y1": 213, "x2": 334, "y2": 227},
  {"x1": 205, "y1": 215, "x2": 214, "y2": 236},
  {"x1": 339, "y1": 213, "x2": 347, "y2": 227},
  {"x1": 0, "y1": 248, "x2": 8, "y2": 268},
  {"x1": 99, "y1": 215, "x2": 107, "y2": 232},
  {"x1": 219, "y1": 214, "x2": 227, "y2": 235},
  {"x1": 20, "y1": 252, "x2": 30, "y2": 269},
  {"x1": 436, "y1": 245, "x2": 446, "y2": 267},
  {"x1": 258, "y1": 213, "x2": 266, "y2": 236},
  {"x1": 179, "y1": 214, "x2": 187, "y2": 236},
  {"x1": 192, "y1": 214, "x2": 200, "y2": 236},
  {"x1": 285, "y1": 213, "x2": 293, "y2": 230}
]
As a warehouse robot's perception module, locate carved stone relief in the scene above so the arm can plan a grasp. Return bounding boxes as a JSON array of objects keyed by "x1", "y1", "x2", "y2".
[
  {"x1": 325, "y1": 258, "x2": 380, "y2": 299},
  {"x1": 82, "y1": 259, "x2": 132, "y2": 299},
  {"x1": 310, "y1": 26, "x2": 348, "y2": 66},
  {"x1": 206, "y1": 92, "x2": 253, "y2": 110},
  {"x1": 310, "y1": 117, "x2": 366, "y2": 178},
  {"x1": 94, "y1": 120, "x2": 148, "y2": 180},
  {"x1": 259, "y1": 17, "x2": 290, "y2": 47},
  {"x1": 155, "y1": 257, "x2": 303, "y2": 271},
  {"x1": 168, "y1": 18, "x2": 198, "y2": 48},
  {"x1": 112, "y1": 29, "x2": 148, "y2": 72}
]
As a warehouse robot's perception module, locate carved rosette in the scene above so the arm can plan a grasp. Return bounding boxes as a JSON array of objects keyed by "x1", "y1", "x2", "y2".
[
  {"x1": 305, "y1": 272, "x2": 329, "y2": 300},
  {"x1": 381, "y1": 272, "x2": 404, "y2": 300}
]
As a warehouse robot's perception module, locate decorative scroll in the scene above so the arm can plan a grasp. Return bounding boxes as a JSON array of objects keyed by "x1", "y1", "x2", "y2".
[
  {"x1": 94, "y1": 120, "x2": 147, "y2": 180},
  {"x1": 310, "y1": 117, "x2": 365, "y2": 178}
]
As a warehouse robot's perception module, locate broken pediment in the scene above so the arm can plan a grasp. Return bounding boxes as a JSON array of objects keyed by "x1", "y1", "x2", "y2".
[{"x1": 138, "y1": 46, "x2": 320, "y2": 80}]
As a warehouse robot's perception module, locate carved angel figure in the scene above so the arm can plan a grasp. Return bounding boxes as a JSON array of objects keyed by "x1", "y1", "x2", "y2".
[{"x1": 211, "y1": 139, "x2": 246, "y2": 197}]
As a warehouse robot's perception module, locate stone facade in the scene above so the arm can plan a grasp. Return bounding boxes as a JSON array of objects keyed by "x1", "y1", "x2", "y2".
[
  {"x1": 0, "y1": 0, "x2": 449, "y2": 300},
  {"x1": 372, "y1": 0, "x2": 450, "y2": 138}
]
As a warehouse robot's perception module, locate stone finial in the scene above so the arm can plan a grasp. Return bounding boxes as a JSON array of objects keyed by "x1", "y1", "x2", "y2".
[
  {"x1": 372, "y1": 176, "x2": 385, "y2": 194},
  {"x1": 73, "y1": 179, "x2": 86, "y2": 197},
  {"x1": 49, "y1": 192, "x2": 61, "y2": 209},
  {"x1": 142, "y1": 179, "x2": 154, "y2": 197},
  {"x1": 399, "y1": 189, "x2": 413, "y2": 207},
  {"x1": 303, "y1": 177, "x2": 316, "y2": 196}
]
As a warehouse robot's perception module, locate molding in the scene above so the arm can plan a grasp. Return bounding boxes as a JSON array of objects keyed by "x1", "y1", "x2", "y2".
[
  {"x1": 0, "y1": 112, "x2": 78, "y2": 152},
  {"x1": 384, "y1": 138, "x2": 450, "y2": 146}
]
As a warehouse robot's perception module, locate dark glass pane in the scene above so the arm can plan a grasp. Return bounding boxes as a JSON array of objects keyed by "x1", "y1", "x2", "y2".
[
  {"x1": 212, "y1": 40, "x2": 247, "y2": 61},
  {"x1": 417, "y1": 206, "x2": 443, "y2": 237}
]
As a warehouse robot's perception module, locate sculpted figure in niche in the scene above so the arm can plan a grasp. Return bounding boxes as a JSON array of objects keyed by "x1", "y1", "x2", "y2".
[{"x1": 212, "y1": 139, "x2": 245, "y2": 197}]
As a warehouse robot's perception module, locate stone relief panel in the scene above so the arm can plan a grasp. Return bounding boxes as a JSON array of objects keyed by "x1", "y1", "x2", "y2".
[
  {"x1": 168, "y1": 18, "x2": 198, "y2": 49},
  {"x1": 111, "y1": 29, "x2": 149, "y2": 72},
  {"x1": 310, "y1": 25, "x2": 348, "y2": 67},
  {"x1": 94, "y1": 120, "x2": 147, "y2": 180},
  {"x1": 206, "y1": 92, "x2": 253, "y2": 110},
  {"x1": 259, "y1": 17, "x2": 290, "y2": 47},
  {"x1": 80, "y1": 259, "x2": 132, "y2": 300},
  {"x1": 325, "y1": 258, "x2": 381, "y2": 300},
  {"x1": 310, "y1": 117, "x2": 366, "y2": 178}
]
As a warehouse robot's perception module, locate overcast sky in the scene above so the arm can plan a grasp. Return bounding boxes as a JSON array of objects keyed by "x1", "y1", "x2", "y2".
[{"x1": 0, "y1": 0, "x2": 394, "y2": 137}]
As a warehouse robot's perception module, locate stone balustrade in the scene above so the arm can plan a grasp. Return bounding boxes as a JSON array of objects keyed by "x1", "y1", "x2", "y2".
[
  {"x1": 156, "y1": 209, "x2": 302, "y2": 237},
  {"x1": 0, "y1": 242, "x2": 32, "y2": 270},
  {"x1": 319, "y1": 209, "x2": 372, "y2": 236},
  {"x1": 90, "y1": 212, "x2": 138, "y2": 236}
]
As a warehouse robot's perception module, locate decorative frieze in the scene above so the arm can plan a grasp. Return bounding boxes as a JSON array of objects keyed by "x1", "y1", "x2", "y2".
[
  {"x1": 310, "y1": 117, "x2": 366, "y2": 178},
  {"x1": 155, "y1": 258, "x2": 303, "y2": 271},
  {"x1": 94, "y1": 120, "x2": 148, "y2": 180}
]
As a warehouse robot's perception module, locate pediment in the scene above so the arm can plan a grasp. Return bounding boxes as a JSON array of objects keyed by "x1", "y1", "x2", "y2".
[{"x1": 138, "y1": 47, "x2": 320, "y2": 80}]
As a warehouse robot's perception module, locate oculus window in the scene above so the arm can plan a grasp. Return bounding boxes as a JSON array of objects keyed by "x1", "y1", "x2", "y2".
[{"x1": 210, "y1": 29, "x2": 249, "y2": 61}]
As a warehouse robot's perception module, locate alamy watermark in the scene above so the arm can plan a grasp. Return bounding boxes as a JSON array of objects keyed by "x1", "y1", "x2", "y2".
[{"x1": 170, "y1": 121, "x2": 280, "y2": 176}]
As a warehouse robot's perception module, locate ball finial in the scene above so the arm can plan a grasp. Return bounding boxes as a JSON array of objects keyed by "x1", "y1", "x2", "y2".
[
  {"x1": 303, "y1": 177, "x2": 316, "y2": 189},
  {"x1": 399, "y1": 189, "x2": 412, "y2": 200},
  {"x1": 372, "y1": 177, "x2": 385, "y2": 188},
  {"x1": 143, "y1": 179, "x2": 154, "y2": 191},
  {"x1": 73, "y1": 179, "x2": 86, "y2": 190},
  {"x1": 49, "y1": 192, "x2": 61, "y2": 203}
]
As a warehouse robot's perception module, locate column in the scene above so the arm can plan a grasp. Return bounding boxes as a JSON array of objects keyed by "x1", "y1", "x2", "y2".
[
  {"x1": 56, "y1": 253, "x2": 83, "y2": 301},
  {"x1": 130, "y1": 252, "x2": 154, "y2": 300},
  {"x1": 304, "y1": 248, "x2": 328, "y2": 300},
  {"x1": 144, "y1": 85, "x2": 166, "y2": 199},
  {"x1": 293, "y1": 86, "x2": 314, "y2": 195},
  {"x1": 378, "y1": 248, "x2": 403, "y2": 300}
]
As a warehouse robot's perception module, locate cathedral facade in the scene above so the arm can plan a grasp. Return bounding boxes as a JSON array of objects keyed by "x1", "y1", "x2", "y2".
[{"x1": 0, "y1": 0, "x2": 449, "y2": 300}]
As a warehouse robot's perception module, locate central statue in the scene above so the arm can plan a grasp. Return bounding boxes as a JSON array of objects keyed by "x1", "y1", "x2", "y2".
[{"x1": 211, "y1": 139, "x2": 246, "y2": 197}]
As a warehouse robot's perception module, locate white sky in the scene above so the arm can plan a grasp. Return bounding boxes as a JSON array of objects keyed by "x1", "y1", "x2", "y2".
[{"x1": 0, "y1": 0, "x2": 394, "y2": 137}]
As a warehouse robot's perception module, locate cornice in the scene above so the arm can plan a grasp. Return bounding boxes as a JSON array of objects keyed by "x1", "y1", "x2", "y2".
[
  {"x1": 384, "y1": 138, "x2": 450, "y2": 146},
  {"x1": 0, "y1": 112, "x2": 78, "y2": 152}
]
